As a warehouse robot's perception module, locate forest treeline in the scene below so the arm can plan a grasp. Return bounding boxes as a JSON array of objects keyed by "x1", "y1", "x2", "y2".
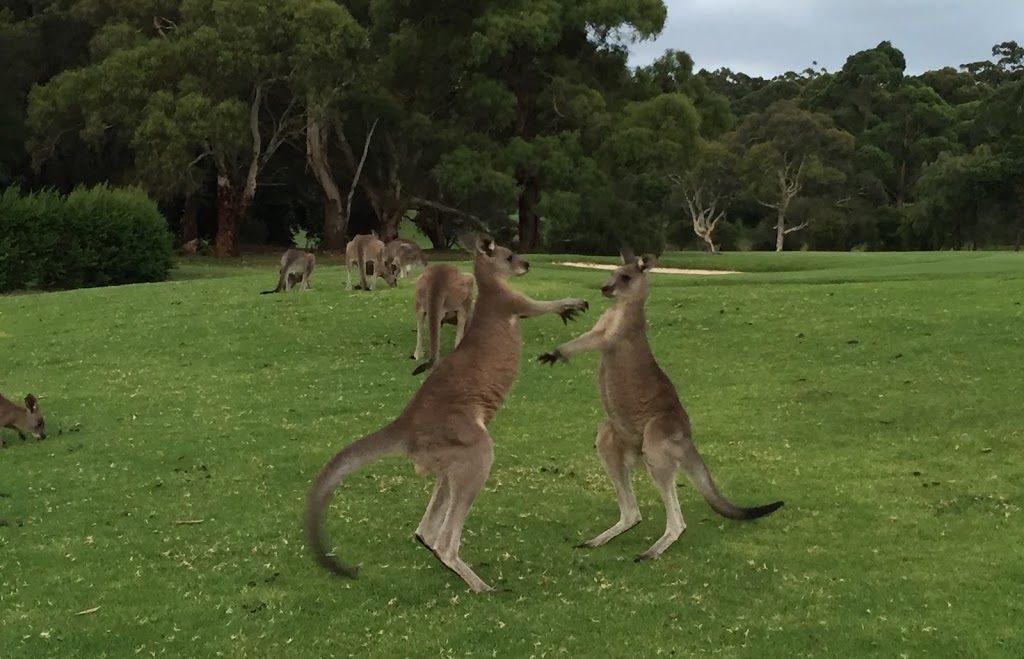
[{"x1": 1, "y1": 1, "x2": 1022, "y2": 255}]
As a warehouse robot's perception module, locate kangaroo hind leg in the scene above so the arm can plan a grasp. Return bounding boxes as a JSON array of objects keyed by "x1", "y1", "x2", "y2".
[
  {"x1": 579, "y1": 420, "x2": 642, "y2": 549},
  {"x1": 635, "y1": 416, "x2": 687, "y2": 562}
]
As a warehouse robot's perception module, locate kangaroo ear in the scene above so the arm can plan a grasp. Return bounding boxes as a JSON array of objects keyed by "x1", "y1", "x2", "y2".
[
  {"x1": 460, "y1": 232, "x2": 494, "y2": 256},
  {"x1": 636, "y1": 254, "x2": 658, "y2": 271},
  {"x1": 457, "y1": 232, "x2": 478, "y2": 253},
  {"x1": 620, "y1": 247, "x2": 637, "y2": 264},
  {"x1": 371, "y1": 230, "x2": 378, "y2": 238},
  {"x1": 25, "y1": 394, "x2": 38, "y2": 412}
]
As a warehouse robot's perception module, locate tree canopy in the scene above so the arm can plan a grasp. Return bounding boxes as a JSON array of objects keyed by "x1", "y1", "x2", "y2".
[{"x1": 3, "y1": 3, "x2": 1022, "y2": 254}]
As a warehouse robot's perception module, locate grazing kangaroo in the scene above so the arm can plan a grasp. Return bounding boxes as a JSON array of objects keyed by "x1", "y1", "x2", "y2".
[
  {"x1": 0, "y1": 393, "x2": 47, "y2": 449},
  {"x1": 411, "y1": 264, "x2": 475, "y2": 375},
  {"x1": 307, "y1": 233, "x2": 589, "y2": 593},
  {"x1": 261, "y1": 249, "x2": 315, "y2": 294},
  {"x1": 538, "y1": 248, "x2": 783, "y2": 561},
  {"x1": 385, "y1": 239, "x2": 428, "y2": 279},
  {"x1": 346, "y1": 232, "x2": 396, "y2": 291}
]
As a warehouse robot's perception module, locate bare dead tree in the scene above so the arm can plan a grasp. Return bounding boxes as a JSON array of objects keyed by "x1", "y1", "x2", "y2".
[
  {"x1": 671, "y1": 178, "x2": 726, "y2": 253},
  {"x1": 758, "y1": 154, "x2": 808, "y2": 252},
  {"x1": 153, "y1": 16, "x2": 177, "y2": 38}
]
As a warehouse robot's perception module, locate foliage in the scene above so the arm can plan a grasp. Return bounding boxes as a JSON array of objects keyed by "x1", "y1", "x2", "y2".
[
  {"x1": 290, "y1": 226, "x2": 319, "y2": 250},
  {"x1": 2, "y1": 4, "x2": 1024, "y2": 253},
  {"x1": 0, "y1": 184, "x2": 174, "y2": 291}
]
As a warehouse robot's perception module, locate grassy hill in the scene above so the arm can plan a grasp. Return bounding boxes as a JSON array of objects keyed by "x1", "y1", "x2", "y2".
[{"x1": 2, "y1": 251, "x2": 1022, "y2": 658}]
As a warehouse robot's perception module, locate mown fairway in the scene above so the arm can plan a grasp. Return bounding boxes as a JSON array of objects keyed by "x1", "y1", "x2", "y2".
[{"x1": 2, "y1": 251, "x2": 1022, "y2": 658}]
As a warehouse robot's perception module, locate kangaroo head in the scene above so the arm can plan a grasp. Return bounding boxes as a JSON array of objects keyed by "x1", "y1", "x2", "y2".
[
  {"x1": 600, "y1": 247, "x2": 657, "y2": 300},
  {"x1": 380, "y1": 260, "x2": 398, "y2": 287},
  {"x1": 23, "y1": 394, "x2": 46, "y2": 440},
  {"x1": 463, "y1": 233, "x2": 529, "y2": 280}
]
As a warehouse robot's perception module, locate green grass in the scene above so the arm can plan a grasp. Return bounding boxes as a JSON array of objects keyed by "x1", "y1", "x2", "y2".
[{"x1": 2, "y1": 251, "x2": 1023, "y2": 658}]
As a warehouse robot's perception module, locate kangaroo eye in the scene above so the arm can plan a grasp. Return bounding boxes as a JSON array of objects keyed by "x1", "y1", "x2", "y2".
[
  {"x1": 621, "y1": 275, "x2": 631, "y2": 283},
  {"x1": 506, "y1": 255, "x2": 514, "y2": 262}
]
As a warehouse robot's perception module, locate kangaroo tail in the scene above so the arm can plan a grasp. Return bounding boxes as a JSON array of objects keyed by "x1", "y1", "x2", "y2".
[
  {"x1": 412, "y1": 285, "x2": 445, "y2": 375},
  {"x1": 680, "y1": 447, "x2": 784, "y2": 520},
  {"x1": 261, "y1": 267, "x2": 287, "y2": 294},
  {"x1": 306, "y1": 425, "x2": 406, "y2": 578},
  {"x1": 357, "y1": 244, "x2": 369, "y2": 290}
]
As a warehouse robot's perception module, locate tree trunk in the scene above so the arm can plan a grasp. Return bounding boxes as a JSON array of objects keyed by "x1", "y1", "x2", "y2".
[
  {"x1": 518, "y1": 177, "x2": 540, "y2": 252},
  {"x1": 413, "y1": 208, "x2": 446, "y2": 249},
  {"x1": 896, "y1": 159, "x2": 907, "y2": 209},
  {"x1": 701, "y1": 234, "x2": 718, "y2": 253},
  {"x1": 1015, "y1": 228, "x2": 1021, "y2": 252},
  {"x1": 775, "y1": 207, "x2": 786, "y2": 252},
  {"x1": 214, "y1": 174, "x2": 247, "y2": 258},
  {"x1": 306, "y1": 114, "x2": 347, "y2": 249},
  {"x1": 180, "y1": 193, "x2": 199, "y2": 243},
  {"x1": 379, "y1": 208, "x2": 404, "y2": 242},
  {"x1": 322, "y1": 201, "x2": 344, "y2": 249}
]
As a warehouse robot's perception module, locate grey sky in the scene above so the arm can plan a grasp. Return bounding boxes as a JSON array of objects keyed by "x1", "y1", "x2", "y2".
[{"x1": 627, "y1": 0, "x2": 1021, "y2": 78}]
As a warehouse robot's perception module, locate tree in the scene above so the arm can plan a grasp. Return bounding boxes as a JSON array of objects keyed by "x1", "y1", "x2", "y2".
[
  {"x1": 634, "y1": 50, "x2": 735, "y2": 138},
  {"x1": 961, "y1": 41, "x2": 1024, "y2": 88},
  {"x1": 287, "y1": 0, "x2": 366, "y2": 248},
  {"x1": 670, "y1": 141, "x2": 738, "y2": 252},
  {"x1": 599, "y1": 93, "x2": 702, "y2": 250},
  {"x1": 378, "y1": 0, "x2": 667, "y2": 251},
  {"x1": 811, "y1": 41, "x2": 906, "y2": 136},
  {"x1": 0, "y1": 11, "x2": 39, "y2": 186},
  {"x1": 733, "y1": 100, "x2": 855, "y2": 251},
  {"x1": 27, "y1": 0, "x2": 365, "y2": 256},
  {"x1": 857, "y1": 80, "x2": 958, "y2": 208}
]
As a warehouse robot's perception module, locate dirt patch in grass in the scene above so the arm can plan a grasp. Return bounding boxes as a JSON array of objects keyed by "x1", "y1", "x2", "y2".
[{"x1": 555, "y1": 261, "x2": 741, "y2": 275}]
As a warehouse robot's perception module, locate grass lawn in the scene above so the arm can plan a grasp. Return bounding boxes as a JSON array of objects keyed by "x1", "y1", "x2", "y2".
[{"x1": 2, "y1": 250, "x2": 1022, "y2": 658}]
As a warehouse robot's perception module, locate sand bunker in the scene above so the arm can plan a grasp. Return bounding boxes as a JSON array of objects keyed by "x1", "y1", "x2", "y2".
[{"x1": 556, "y1": 261, "x2": 740, "y2": 276}]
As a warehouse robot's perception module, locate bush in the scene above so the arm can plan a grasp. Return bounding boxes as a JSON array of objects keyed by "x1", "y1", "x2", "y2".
[{"x1": 0, "y1": 184, "x2": 174, "y2": 292}]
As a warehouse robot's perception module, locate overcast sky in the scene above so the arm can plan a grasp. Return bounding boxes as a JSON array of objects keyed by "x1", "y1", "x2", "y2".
[{"x1": 627, "y1": 0, "x2": 1020, "y2": 78}]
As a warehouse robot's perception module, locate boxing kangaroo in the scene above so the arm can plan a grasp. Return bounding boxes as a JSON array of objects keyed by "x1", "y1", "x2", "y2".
[
  {"x1": 307, "y1": 233, "x2": 588, "y2": 593},
  {"x1": 539, "y1": 248, "x2": 783, "y2": 561}
]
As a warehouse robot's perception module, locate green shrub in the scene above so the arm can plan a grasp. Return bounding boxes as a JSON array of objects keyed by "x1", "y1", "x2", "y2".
[{"x1": 0, "y1": 184, "x2": 174, "y2": 292}]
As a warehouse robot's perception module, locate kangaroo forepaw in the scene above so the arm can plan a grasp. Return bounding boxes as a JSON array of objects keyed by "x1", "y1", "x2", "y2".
[{"x1": 538, "y1": 350, "x2": 566, "y2": 365}]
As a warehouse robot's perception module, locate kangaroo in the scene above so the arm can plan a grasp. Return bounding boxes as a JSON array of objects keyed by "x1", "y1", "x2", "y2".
[
  {"x1": 384, "y1": 239, "x2": 428, "y2": 279},
  {"x1": 411, "y1": 264, "x2": 475, "y2": 375},
  {"x1": 538, "y1": 248, "x2": 783, "y2": 562},
  {"x1": 346, "y1": 232, "x2": 396, "y2": 291},
  {"x1": 307, "y1": 233, "x2": 589, "y2": 593},
  {"x1": 0, "y1": 393, "x2": 47, "y2": 449},
  {"x1": 261, "y1": 249, "x2": 315, "y2": 294}
]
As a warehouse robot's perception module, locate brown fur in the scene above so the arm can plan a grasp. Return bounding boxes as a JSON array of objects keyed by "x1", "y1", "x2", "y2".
[
  {"x1": 539, "y1": 248, "x2": 783, "y2": 561},
  {"x1": 307, "y1": 233, "x2": 588, "y2": 593},
  {"x1": 261, "y1": 249, "x2": 315, "y2": 294},
  {"x1": 0, "y1": 393, "x2": 47, "y2": 449},
  {"x1": 384, "y1": 239, "x2": 428, "y2": 279},
  {"x1": 345, "y1": 232, "x2": 396, "y2": 291},
  {"x1": 411, "y1": 264, "x2": 475, "y2": 375}
]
